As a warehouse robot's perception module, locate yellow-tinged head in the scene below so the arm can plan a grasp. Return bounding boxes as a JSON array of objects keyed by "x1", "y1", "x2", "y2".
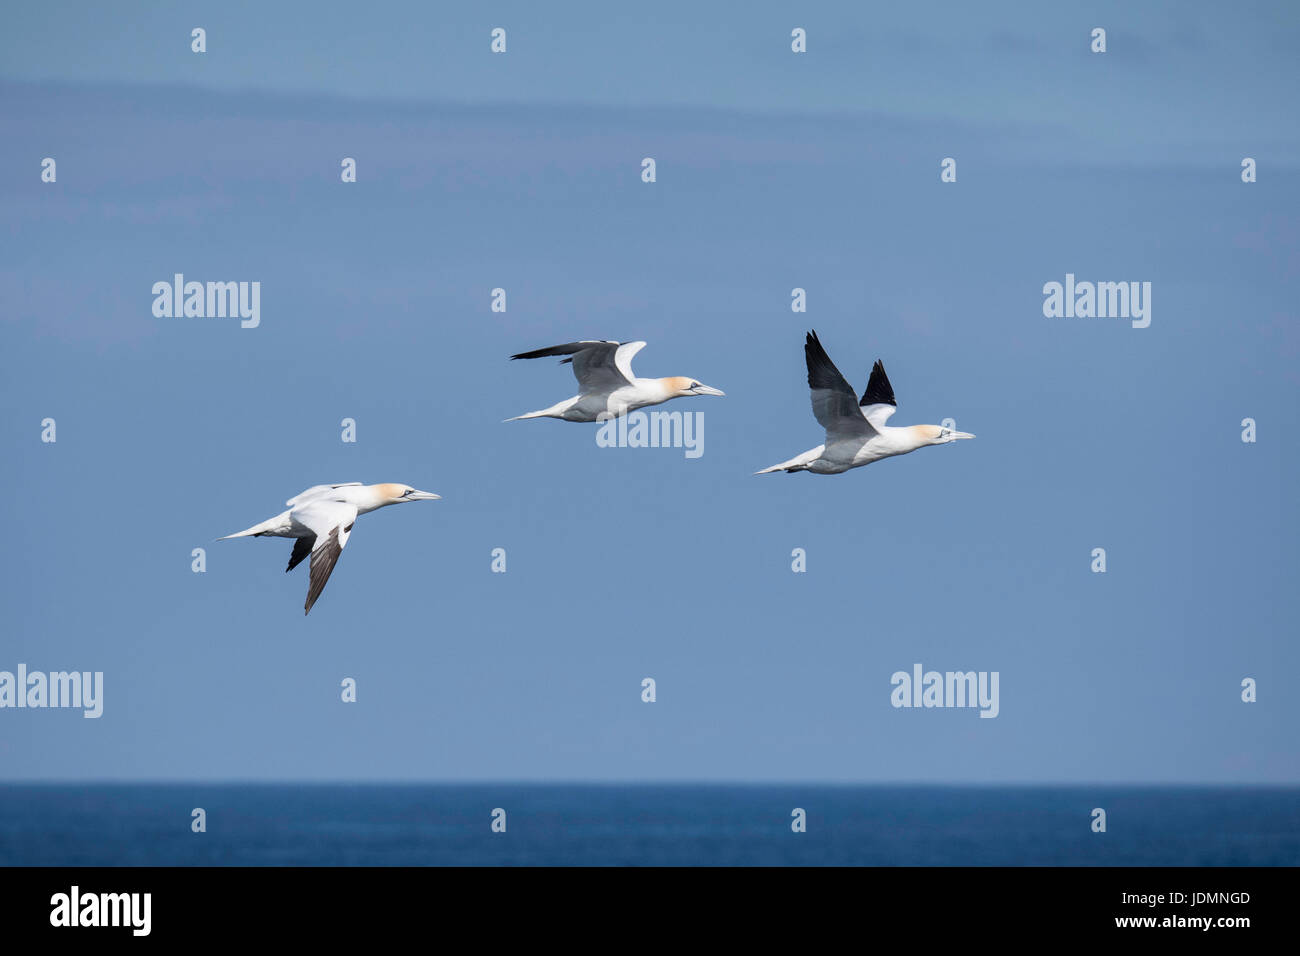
[
  {"x1": 373, "y1": 483, "x2": 441, "y2": 504},
  {"x1": 910, "y1": 425, "x2": 976, "y2": 445},
  {"x1": 661, "y1": 376, "x2": 726, "y2": 398}
]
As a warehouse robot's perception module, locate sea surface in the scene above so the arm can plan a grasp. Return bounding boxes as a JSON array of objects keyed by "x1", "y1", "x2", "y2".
[{"x1": 1, "y1": 785, "x2": 1296, "y2": 866}]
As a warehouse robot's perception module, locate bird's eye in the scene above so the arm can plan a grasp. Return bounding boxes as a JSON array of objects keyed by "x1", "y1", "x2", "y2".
[{"x1": 691, "y1": 382, "x2": 701, "y2": 389}]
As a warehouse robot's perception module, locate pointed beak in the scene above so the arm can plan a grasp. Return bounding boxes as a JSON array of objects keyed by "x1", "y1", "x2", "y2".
[
  {"x1": 951, "y1": 431, "x2": 975, "y2": 441},
  {"x1": 693, "y1": 385, "x2": 725, "y2": 397},
  {"x1": 407, "y1": 490, "x2": 441, "y2": 500}
]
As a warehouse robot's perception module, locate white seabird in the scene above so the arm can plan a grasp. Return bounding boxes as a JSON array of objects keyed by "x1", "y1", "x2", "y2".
[
  {"x1": 756, "y1": 330, "x2": 974, "y2": 475},
  {"x1": 219, "y1": 482, "x2": 440, "y2": 614},
  {"x1": 506, "y1": 339, "x2": 724, "y2": 422}
]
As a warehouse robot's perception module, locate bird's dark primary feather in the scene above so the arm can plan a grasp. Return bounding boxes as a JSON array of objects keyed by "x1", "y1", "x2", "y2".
[
  {"x1": 286, "y1": 536, "x2": 314, "y2": 573},
  {"x1": 304, "y1": 525, "x2": 349, "y2": 615},
  {"x1": 804, "y1": 330, "x2": 855, "y2": 395},
  {"x1": 510, "y1": 341, "x2": 619, "y2": 363},
  {"x1": 859, "y1": 359, "x2": 896, "y2": 407}
]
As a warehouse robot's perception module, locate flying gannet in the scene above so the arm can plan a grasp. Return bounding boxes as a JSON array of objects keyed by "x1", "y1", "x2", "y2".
[
  {"x1": 506, "y1": 339, "x2": 724, "y2": 422},
  {"x1": 219, "y1": 482, "x2": 440, "y2": 614},
  {"x1": 756, "y1": 331, "x2": 974, "y2": 475}
]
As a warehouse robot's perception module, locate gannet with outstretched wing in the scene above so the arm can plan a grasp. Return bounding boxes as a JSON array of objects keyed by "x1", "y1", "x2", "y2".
[
  {"x1": 219, "y1": 482, "x2": 440, "y2": 614},
  {"x1": 756, "y1": 331, "x2": 973, "y2": 475},
  {"x1": 506, "y1": 339, "x2": 724, "y2": 422}
]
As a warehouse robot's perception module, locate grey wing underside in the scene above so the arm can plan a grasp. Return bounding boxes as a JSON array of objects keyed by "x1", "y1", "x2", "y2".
[
  {"x1": 510, "y1": 340, "x2": 631, "y2": 391},
  {"x1": 804, "y1": 331, "x2": 874, "y2": 438}
]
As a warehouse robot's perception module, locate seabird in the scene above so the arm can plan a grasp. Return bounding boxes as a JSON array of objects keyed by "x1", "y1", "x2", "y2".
[
  {"x1": 756, "y1": 330, "x2": 974, "y2": 475},
  {"x1": 219, "y1": 482, "x2": 440, "y2": 614},
  {"x1": 506, "y1": 339, "x2": 724, "y2": 422}
]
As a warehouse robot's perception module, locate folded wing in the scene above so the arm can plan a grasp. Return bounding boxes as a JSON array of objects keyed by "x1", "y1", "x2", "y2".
[
  {"x1": 510, "y1": 340, "x2": 643, "y2": 391},
  {"x1": 286, "y1": 483, "x2": 362, "y2": 507}
]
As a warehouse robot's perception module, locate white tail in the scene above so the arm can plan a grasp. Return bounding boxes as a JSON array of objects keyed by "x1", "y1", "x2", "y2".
[
  {"x1": 504, "y1": 395, "x2": 581, "y2": 423},
  {"x1": 755, "y1": 445, "x2": 825, "y2": 475},
  {"x1": 218, "y1": 510, "x2": 291, "y2": 540}
]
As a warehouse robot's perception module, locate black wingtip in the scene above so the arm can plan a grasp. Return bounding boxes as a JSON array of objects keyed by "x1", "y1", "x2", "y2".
[
  {"x1": 286, "y1": 537, "x2": 313, "y2": 573},
  {"x1": 804, "y1": 329, "x2": 847, "y2": 393},
  {"x1": 859, "y1": 359, "x2": 896, "y2": 407},
  {"x1": 508, "y1": 351, "x2": 574, "y2": 365}
]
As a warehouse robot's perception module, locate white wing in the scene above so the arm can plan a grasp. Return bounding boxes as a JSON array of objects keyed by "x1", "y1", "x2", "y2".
[
  {"x1": 858, "y1": 360, "x2": 899, "y2": 431},
  {"x1": 613, "y1": 341, "x2": 646, "y2": 383},
  {"x1": 862, "y1": 404, "x2": 896, "y2": 430},
  {"x1": 291, "y1": 499, "x2": 360, "y2": 615},
  {"x1": 286, "y1": 483, "x2": 362, "y2": 507}
]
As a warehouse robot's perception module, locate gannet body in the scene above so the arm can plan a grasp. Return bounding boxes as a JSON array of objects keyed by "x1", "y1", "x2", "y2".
[
  {"x1": 219, "y1": 482, "x2": 440, "y2": 614},
  {"x1": 506, "y1": 340, "x2": 724, "y2": 422},
  {"x1": 757, "y1": 331, "x2": 974, "y2": 475}
]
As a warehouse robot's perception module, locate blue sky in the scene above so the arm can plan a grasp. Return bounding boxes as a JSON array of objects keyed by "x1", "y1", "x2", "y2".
[{"x1": 1, "y1": 1, "x2": 1297, "y2": 783}]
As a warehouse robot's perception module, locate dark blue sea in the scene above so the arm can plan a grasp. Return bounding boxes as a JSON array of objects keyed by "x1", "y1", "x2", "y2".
[{"x1": 1, "y1": 785, "x2": 1296, "y2": 866}]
